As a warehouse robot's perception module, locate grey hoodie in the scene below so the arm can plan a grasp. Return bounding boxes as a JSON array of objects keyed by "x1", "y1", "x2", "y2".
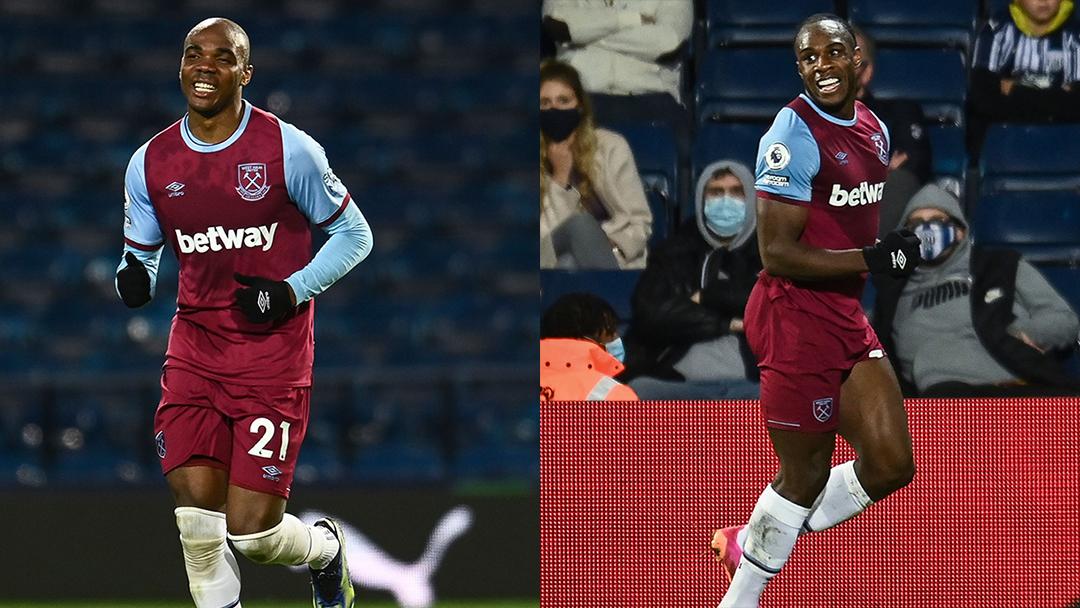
[
  {"x1": 671, "y1": 160, "x2": 757, "y2": 382},
  {"x1": 694, "y1": 160, "x2": 757, "y2": 251},
  {"x1": 890, "y1": 184, "x2": 1079, "y2": 391}
]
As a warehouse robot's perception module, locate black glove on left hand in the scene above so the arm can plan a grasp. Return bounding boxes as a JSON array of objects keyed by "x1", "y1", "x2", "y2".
[
  {"x1": 234, "y1": 273, "x2": 294, "y2": 323},
  {"x1": 117, "y1": 251, "x2": 152, "y2": 308},
  {"x1": 862, "y1": 229, "x2": 922, "y2": 277}
]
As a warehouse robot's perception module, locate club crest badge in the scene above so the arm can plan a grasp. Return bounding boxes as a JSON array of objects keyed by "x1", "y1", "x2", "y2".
[
  {"x1": 155, "y1": 430, "x2": 166, "y2": 458},
  {"x1": 812, "y1": 397, "x2": 834, "y2": 423},
  {"x1": 236, "y1": 162, "x2": 270, "y2": 201},
  {"x1": 870, "y1": 133, "x2": 889, "y2": 166}
]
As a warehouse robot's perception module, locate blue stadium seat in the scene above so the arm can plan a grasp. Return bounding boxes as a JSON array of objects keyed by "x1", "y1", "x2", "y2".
[
  {"x1": 0, "y1": 453, "x2": 45, "y2": 488},
  {"x1": 351, "y1": 443, "x2": 445, "y2": 483},
  {"x1": 295, "y1": 446, "x2": 347, "y2": 484},
  {"x1": 609, "y1": 123, "x2": 678, "y2": 238},
  {"x1": 848, "y1": 0, "x2": 976, "y2": 48},
  {"x1": 456, "y1": 443, "x2": 536, "y2": 479},
  {"x1": 972, "y1": 191, "x2": 1080, "y2": 263},
  {"x1": 692, "y1": 122, "x2": 765, "y2": 189},
  {"x1": 927, "y1": 124, "x2": 966, "y2": 180},
  {"x1": 1034, "y1": 265, "x2": 1080, "y2": 317},
  {"x1": 540, "y1": 270, "x2": 641, "y2": 322},
  {"x1": 870, "y1": 49, "x2": 966, "y2": 126},
  {"x1": 696, "y1": 48, "x2": 802, "y2": 123},
  {"x1": 705, "y1": 0, "x2": 835, "y2": 47},
  {"x1": 979, "y1": 124, "x2": 1080, "y2": 193}
]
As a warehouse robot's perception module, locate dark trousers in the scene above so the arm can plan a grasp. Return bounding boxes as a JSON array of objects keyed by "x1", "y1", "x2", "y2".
[{"x1": 921, "y1": 381, "x2": 1080, "y2": 398}]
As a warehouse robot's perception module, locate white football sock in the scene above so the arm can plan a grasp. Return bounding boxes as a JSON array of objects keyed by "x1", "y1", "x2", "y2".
[
  {"x1": 228, "y1": 513, "x2": 339, "y2": 570},
  {"x1": 719, "y1": 485, "x2": 810, "y2": 608},
  {"x1": 803, "y1": 460, "x2": 874, "y2": 533},
  {"x1": 175, "y1": 507, "x2": 242, "y2": 608}
]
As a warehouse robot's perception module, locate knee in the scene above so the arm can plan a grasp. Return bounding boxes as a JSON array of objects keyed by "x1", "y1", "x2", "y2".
[
  {"x1": 176, "y1": 507, "x2": 228, "y2": 566},
  {"x1": 862, "y1": 450, "x2": 915, "y2": 498},
  {"x1": 893, "y1": 458, "x2": 916, "y2": 489},
  {"x1": 228, "y1": 519, "x2": 285, "y2": 565}
]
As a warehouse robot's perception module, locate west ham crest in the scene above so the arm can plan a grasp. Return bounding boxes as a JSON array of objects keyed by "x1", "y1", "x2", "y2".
[
  {"x1": 236, "y1": 162, "x2": 270, "y2": 201},
  {"x1": 869, "y1": 133, "x2": 889, "y2": 166},
  {"x1": 812, "y1": 397, "x2": 834, "y2": 422}
]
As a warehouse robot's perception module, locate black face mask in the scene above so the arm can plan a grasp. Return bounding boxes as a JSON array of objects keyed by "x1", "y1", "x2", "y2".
[{"x1": 540, "y1": 108, "x2": 582, "y2": 142}]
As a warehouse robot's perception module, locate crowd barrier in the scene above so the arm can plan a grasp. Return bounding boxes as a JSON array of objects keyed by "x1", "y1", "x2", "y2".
[{"x1": 541, "y1": 398, "x2": 1080, "y2": 607}]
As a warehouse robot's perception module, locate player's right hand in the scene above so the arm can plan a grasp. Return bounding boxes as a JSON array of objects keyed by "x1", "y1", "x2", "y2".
[
  {"x1": 862, "y1": 229, "x2": 922, "y2": 277},
  {"x1": 116, "y1": 251, "x2": 152, "y2": 308}
]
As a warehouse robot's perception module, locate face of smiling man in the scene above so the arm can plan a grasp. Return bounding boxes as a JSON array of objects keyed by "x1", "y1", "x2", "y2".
[
  {"x1": 179, "y1": 18, "x2": 253, "y2": 120},
  {"x1": 794, "y1": 18, "x2": 862, "y2": 120}
]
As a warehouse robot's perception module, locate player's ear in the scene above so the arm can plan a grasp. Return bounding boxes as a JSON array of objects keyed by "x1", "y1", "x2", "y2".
[{"x1": 241, "y1": 64, "x2": 253, "y2": 87}]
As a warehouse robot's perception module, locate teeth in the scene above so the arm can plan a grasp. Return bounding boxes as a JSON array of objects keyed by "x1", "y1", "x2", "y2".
[
  {"x1": 818, "y1": 77, "x2": 839, "y2": 87},
  {"x1": 194, "y1": 82, "x2": 216, "y2": 92}
]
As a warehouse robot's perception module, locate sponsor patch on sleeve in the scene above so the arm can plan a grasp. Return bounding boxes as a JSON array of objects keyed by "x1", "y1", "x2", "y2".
[{"x1": 762, "y1": 174, "x2": 790, "y2": 187}]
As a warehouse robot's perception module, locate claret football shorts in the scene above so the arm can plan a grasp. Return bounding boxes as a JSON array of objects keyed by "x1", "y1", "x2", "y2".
[
  {"x1": 744, "y1": 282, "x2": 884, "y2": 433},
  {"x1": 153, "y1": 367, "x2": 310, "y2": 498}
]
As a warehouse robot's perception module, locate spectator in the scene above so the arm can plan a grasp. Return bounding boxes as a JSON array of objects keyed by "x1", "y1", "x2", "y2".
[
  {"x1": 542, "y1": 0, "x2": 692, "y2": 207},
  {"x1": 540, "y1": 293, "x2": 638, "y2": 401},
  {"x1": 540, "y1": 59, "x2": 653, "y2": 269},
  {"x1": 873, "y1": 183, "x2": 1080, "y2": 397},
  {"x1": 851, "y1": 25, "x2": 934, "y2": 237},
  {"x1": 968, "y1": 0, "x2": 1080, "y2": 155},
  {"x1": 620, "y1": 160, "x2": 761, "y2": 400},
  {"x1": 541, "y1": 0, "x2": 693, "y2": 128}
]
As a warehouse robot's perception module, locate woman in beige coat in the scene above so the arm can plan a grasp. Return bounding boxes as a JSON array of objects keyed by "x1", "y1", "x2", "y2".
[{"x1": 540, "y1": 60, "x2": 652, "y2": 269}]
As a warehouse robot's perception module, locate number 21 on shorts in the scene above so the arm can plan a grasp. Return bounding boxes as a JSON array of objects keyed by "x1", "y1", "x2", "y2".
[{"x1": 247, "y1": 417, "x2": 291, "y2": 461}]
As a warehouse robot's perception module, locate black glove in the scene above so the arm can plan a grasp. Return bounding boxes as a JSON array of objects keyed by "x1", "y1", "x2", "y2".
[
  {"x1": 862, "y1": 229, "x2": 922, "y2": 277},
  {"x1": 117, "y1": 251, "x2": 151, "y2": 308},
  {"x1": 234, "y1": 274, "x2": 294, "y2": 323}
]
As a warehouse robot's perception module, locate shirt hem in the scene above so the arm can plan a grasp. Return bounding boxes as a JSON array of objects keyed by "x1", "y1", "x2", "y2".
[{"x1": 164, "y1": 361, "x2": 313, "y2": 388}]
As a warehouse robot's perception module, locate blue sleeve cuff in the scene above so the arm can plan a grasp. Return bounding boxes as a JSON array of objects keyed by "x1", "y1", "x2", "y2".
[{"x1": 115, "y1": 244, "x2": 163, "y2": 301}]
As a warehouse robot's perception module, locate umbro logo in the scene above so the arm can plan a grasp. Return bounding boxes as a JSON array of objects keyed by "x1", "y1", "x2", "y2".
[
  {"x1": 834, "y1": 151, "x2": 848, "y2": 165},
  {"x1": 166, "y1": 182, "x2": 186, "y2": 198},
  {"x1": 891, "y1": 250, "x2": 907, "y2": 270},
  {"x1": 262, "y1": 465, "x2": 282, "y2": 482}
]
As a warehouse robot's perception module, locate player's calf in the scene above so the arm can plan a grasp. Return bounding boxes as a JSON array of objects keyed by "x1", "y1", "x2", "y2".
[
  {"x1": 176, "y1": 507, "x2": 242, "y2": 608},
  {"x1": 229, "y1": 513, "x2": 340, "y2": 568}
]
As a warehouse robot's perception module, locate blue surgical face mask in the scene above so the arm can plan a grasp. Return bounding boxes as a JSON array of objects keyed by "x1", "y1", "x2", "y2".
[
  {"x1": 703, "y1": 195, "x2": 746, "y2": 237},
  {"x1": 604, "y1": 337, "x2": 625, "y2": 363},
  {"x1": 911, "y1": 219, "x2": 959, "y2": 265}
]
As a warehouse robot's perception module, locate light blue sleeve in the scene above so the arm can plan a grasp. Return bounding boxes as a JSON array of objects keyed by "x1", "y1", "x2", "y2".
[
  {"x1": 754, "y1": 107, "x2": 820, "y2": 203},
  {"x1": 285, "y1": 202, "x2": 373, "y2": 304},
  {"x1": 116, "y1": 142, "x2": 164, "y2": 299},
  {"x1": 122, "y1": 143, "x2": 164, "y2": 248},
  {"x1": 280, "y1": 120, "x2": 350, "y2": 225},
  {"x1": 279, "y1": 120, "x2": 373, "y2": 303}
]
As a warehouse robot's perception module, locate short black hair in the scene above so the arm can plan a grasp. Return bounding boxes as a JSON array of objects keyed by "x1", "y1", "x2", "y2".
[
  {"x1": 540, "y1": 293, "x2": 618, "y2": 341},
  {"x1": 795, "y1": 13, "x2": 857, "y2": 52}
]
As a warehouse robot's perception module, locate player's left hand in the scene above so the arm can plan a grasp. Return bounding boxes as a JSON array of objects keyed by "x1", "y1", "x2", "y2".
[
  {"x1": 234, "y1": 273, "x2": 295, "y2": 323},
  {"x1": 863, "y1": 229, "x2": 922, "y2": 277}
]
